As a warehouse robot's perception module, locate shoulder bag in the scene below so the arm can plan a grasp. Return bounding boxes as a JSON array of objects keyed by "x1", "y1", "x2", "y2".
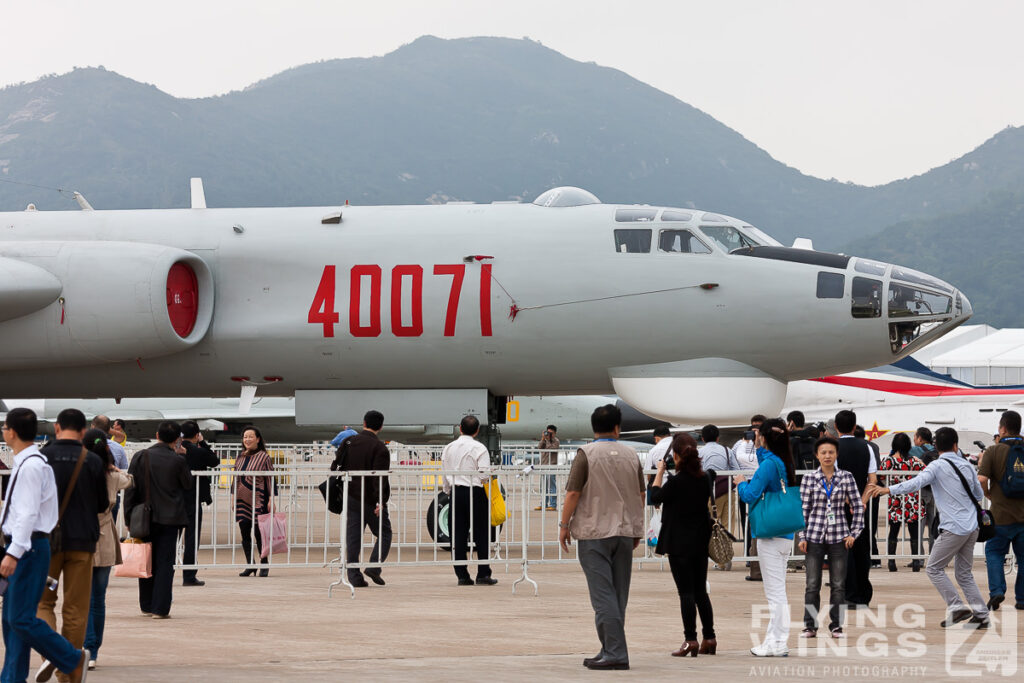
[
  {"x1": 318, "y1": 441, "x2": 348, "y2": 514},
  {"x1": 128, "y1": 451, "x2": 153, "y2": 539},
  {"x1": 940, "y1": 459, "x2": 995, "y2": 542},
  {"x1": 748, "y1": 458, "x2": 806, "y2": 539},
  {"x1": 707, "y1": 471, "x2": 737, "y2": 565},
  {"x1": 50, "y1": 448, "x2": 88, "y2": 554}
]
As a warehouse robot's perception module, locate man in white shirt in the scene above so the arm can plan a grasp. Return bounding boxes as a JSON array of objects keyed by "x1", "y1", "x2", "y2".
[
  {"x1": 734, "y1": 415, "x2": 765, "y2": 581},
  {"x1": 642, "y1": 426, "x2": 672, "y2": 505},
  {"x1": 698, "y1": 424, "x2": 740, "y2": 568},
  {"x1": 1, "y1": 408, "x2": 89, "y2": 683},
  {"x1": 441, "y1": 416, "x2": 497, "y2": 586}
]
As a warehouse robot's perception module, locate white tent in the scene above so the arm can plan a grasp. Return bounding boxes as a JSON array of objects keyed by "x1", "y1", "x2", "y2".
[
  {"x1": 930, "y1": 328, "x2": 1024, "y2": 385},
  {"x1": 913, "y1": 324, "x2": 997, "y2": 366}
]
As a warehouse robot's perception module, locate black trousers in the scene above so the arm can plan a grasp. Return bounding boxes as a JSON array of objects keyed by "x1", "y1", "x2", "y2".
[
  {"x1": 451, "y1": 486, "x2": 491, "y2": 580},
  {"x1": 239, "y1": 518, "x2": 267, "y2": 566},
  {"x1": 139, "y1": 523, "x2": 179, "y2": 616},
  {"x1": 804, "y1": 541, "x2": 848, "y2": 631},
  {"x1": 181, "y1": 503, "x2": 203, "y2": 581},
  {"x1": 668, "y1": 553, "x2": 714, "y2": 641},
  {"x1": 346, "y1": 502, "x2": 392, "y2": 581},
  {"x1": 887, "y1": 519, "x2": 920, "y2": 558},
  {"x1": 844, "y1": 529, "x2": 873, "y2": 605}
]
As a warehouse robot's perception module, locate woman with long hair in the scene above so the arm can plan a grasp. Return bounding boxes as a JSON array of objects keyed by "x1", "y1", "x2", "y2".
[
  {"x1": 880, "y1": 432, "x2": 924, "y2": 572},
  {"x1": 83, "y1": 428, "x2": 132, "y2": 670},
  {"x1": 650, "y1": 432, "x2": 717, "y2": 658},
  {"x1": 233, "y1": 426, "x2": 274, "y2": 577},
  {"x1": 735, "y1": 417, "x2": 798, "y2": 657}
]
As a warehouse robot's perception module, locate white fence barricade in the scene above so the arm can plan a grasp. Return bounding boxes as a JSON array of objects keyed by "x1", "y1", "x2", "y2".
[{"x1": 164, "y1": 460, "x2": 955, "y2": 600}]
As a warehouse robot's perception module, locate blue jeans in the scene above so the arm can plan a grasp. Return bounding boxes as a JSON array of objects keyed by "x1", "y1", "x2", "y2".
[
  {"x1": 985, "y1": 522, "x2": 1024, "y2": 602},
  {"x1": 1, "y1": 538, "x2": 81, "y2": 683},
  {"x1": 545, "y1": 475, "x2": 557, "y2": 509},
  {"x1": 84, "y1": 566, "x2": 112, "y2": 660}
]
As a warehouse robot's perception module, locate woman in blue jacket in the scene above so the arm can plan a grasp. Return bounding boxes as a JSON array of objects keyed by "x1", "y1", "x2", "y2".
[{"x1": 734, "y1": 417, "x2": 799, "y2": 657}]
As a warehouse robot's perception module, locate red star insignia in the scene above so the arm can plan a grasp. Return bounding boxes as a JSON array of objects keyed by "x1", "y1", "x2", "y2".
[{"x1": 865, "y1": 421, "x2": 889, "y2": 441}]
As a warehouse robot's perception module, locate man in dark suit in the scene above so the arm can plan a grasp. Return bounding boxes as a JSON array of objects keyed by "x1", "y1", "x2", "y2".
[
  {"x1": 336, "y1": 410, "x2": 392, "y2": 588},
  {"x1": 179, "y1": 420, "x2": 220, "y2": 587},
  {"x1": 125, "y1": 421, "x2": 191, "y2": 618},
  {"x1": 835, "y1": 410, "x2": 876, "y2": 607}
]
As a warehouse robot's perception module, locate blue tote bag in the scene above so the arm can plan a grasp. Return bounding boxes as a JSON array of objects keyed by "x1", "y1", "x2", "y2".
[{"x1": 748, "y1": 459, "x2": 805, "y2": 539}]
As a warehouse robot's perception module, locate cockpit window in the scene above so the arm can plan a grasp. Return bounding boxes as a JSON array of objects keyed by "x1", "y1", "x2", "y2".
[
  {"x1": 891, "y1": 266, "x2": 952, "y2": 293},
  {"x1": 888, "y1": 283, "x2": 952, "y2": 318},
  {"x1": 658, "y1": 229, "x2": 711, "y2": 254},
  {"x1": 855, "y1": 259, "x2": 888, "y2": 276},
  {"x1": 742, "y1": 226, "x2": 783, "y2": 247},
  {"x1": 615, "y1": 208, "x2": 657, "y2": 223},
  {"x1": 614, "y1": 229, "x2": 652, "y2": 253},
  {"x1": 661, "y1": 210, "x2": 693, "y2": 222},
  {"x1": 701, "y1": 213, "x2": 728, "y2": 222},
  {"x1": 699, "y1": 225, "x2": 762, "y2": 252},
  {"x1": 852, "y1": 277, "x2": 883, "y2": 318}
]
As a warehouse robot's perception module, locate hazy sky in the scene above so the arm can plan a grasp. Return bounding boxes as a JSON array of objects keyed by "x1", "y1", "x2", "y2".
[{"x1": 2, "y1": 1, "x2": 1021, "y2": 186}]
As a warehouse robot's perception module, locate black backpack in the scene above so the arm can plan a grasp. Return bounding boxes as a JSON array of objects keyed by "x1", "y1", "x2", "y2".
[
  {"x1": 792, "y1": 433, "x2": 816, "y2": 471},
  {"x1": 1000, "y1": 439, "x2": 1024, "y2": 499}
]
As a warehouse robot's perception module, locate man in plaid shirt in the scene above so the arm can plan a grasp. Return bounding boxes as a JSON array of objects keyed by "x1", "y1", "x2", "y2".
[{"x1": 798, "y1": 436, "x2": 865, "y2": 638}]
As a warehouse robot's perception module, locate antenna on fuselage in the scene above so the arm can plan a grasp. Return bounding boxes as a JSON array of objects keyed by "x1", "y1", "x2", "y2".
[
  {"x1": 190, "y1": 177, "x2": 206, "y2": 209},
  {"x1": 72, "y1": 192, "x2": 93, "y2": 211}
]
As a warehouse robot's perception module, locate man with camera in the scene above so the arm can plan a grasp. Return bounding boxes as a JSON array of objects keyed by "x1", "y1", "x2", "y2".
[{"x1": 535, "y1": 425, "x2": 560, "y2": 511}]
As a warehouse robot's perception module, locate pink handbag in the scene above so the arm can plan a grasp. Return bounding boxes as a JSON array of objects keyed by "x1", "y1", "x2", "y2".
[
  {"x1": 114, "y1": 540, "x2": 153, "y2": 578},
  {"x1": 257, "y1": 512, "x2": 288, "y2": 558}
]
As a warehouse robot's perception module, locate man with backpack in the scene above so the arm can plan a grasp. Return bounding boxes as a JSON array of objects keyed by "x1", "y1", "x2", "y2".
[
  {"x1": 787, "y1": 411, "x2": 818, "y2": 472},
  {"x1": 978, "y1": 410, "x2": 1024, "y2": 611}
]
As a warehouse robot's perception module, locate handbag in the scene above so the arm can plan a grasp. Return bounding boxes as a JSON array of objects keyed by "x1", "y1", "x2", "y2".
[
  {"x1": 128, "y1": 451, "x2": 153, "y2": 539},
  {"x1": 50, "y1": 448, "x2": 88, "y2": 555},
  {"x1": 748, "y1": 458, "x2": 806, "y2": 539},
  {"x1": 646, "y1": 510, "x2": 661, "y2": 548},
  {"x1": 257, "y1": 512, "x2": 289, "y2": 558},
  {"x1": 486, "y1": 477, "x2": 507, "y2": 527},
  {"x1": 114, "y1": 539, "x2": 152, "y2": 578},
  {"x1": 707, "y1": 472, "x2": 737, "y2": 565},
  {"x1": 941, "y1": 459, "x2": 995, "y2": 542}
]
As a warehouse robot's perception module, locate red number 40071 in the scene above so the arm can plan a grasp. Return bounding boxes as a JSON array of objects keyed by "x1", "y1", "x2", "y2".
[{"x1": 308, "y1": 264, "x2": 493, "y2": 338}]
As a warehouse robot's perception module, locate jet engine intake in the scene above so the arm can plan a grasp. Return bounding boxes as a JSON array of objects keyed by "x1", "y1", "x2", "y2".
[{"x1": 0, "y1": 241, "x2": 214, "y2": 369}]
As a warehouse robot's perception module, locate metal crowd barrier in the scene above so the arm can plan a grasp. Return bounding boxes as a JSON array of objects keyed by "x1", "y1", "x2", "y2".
[{"x1": 165, "y1": 463, "x2": 964, "y2": 599}]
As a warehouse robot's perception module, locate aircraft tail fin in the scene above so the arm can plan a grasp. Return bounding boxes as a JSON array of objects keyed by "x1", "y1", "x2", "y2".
[{"x1": 190, "y1": 177, "x2": 207, "y2": 209}]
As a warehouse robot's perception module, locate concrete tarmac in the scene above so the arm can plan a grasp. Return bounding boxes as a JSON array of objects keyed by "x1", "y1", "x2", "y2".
[{"x1": 26, "y1": 557, "x2": 1022, "y2": 681}]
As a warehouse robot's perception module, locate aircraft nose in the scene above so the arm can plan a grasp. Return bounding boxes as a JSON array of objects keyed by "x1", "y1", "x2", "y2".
[{"x1": 957, "y1": 291, "x2": 973, "y2": 319}]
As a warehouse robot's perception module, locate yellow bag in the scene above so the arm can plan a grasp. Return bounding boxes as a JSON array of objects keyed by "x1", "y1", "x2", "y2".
[{"x1": 486, "y1": 477, "x2": 507, "y2": 527}]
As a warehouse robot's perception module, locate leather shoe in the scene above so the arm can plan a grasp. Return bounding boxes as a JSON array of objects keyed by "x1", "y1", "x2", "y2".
[
  {"x1": 987, "y1": 594, "x2": 1004, "y2": 611},
  {"x1": 457, "y1": 577, "x2": 474, "y2": 586},
  {"x1": 582, "y1": 655, "x2": 602, "y2": 666},
  {"x1": 964, "y1": 616, "x2": 990, "y2": 629},
  {"x1": 745, "y1": 575, "x2": 762, "y2": 582},
  {"x1": 941, "y1": 608, "x2": 972, "y2": 627},
  {"x1": 183, "y1": 579, "x2": 205, "y2": 587},
  {"x1": 366, "y1": 570, "x2": 386, "y2": 586},
  {"x1": 475, "y1": 576, "x2": 498, "y2": 586},
  {"x1": 584, "y1": 658, "x2": 629, "y2": 670},
  {"x1": 349, "y1": 576, "x2": 369, "y2": 588}
]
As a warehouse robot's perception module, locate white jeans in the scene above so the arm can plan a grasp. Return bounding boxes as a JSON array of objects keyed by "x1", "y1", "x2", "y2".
[{"x1": 757, "y1": 536, "x2": 793, "y2": 645}]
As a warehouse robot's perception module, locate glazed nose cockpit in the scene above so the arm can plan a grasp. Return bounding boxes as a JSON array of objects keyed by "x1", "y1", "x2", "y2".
[{"x1": 848, "y1": 258, "x2": 971, "y2": 355}]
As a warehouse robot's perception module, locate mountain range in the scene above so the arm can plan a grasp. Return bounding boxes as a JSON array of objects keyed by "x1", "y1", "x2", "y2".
[{"x1": 0, "y1": 36, "x2": 1021, "y2": 324}]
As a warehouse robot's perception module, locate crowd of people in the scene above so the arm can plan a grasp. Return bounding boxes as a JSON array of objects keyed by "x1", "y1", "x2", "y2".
[
  {"x1": 4, "y1": 401, "x2": 1024, "y2": 677},
  {"x1": 557, "y1": 405, "x2": 1024, "y2": 668}
]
